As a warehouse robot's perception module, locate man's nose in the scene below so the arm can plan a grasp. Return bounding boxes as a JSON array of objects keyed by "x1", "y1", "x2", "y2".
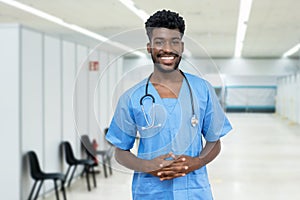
[{"x1": 161, "y1": 41, "x2": 172, "y2": 52}]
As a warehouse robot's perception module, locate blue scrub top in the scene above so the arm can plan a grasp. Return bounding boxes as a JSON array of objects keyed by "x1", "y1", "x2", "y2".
[{"x1": 106, "y1": 72, "x2": 232, "y2": 200}]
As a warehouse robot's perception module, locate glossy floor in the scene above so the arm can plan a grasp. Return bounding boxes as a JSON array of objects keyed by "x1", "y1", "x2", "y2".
[{"x1": 44, "y1": 113, "x2": 300, "y2": 200}]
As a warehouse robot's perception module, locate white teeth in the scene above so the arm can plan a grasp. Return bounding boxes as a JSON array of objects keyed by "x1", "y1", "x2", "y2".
[{"x1": 161, "y1": 56, "x2": 174, "y2": 60}]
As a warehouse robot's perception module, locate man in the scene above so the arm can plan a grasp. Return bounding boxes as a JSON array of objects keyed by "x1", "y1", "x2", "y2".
[{"x1": 106, "y1": 10, "x2": 232, "y2": 199}]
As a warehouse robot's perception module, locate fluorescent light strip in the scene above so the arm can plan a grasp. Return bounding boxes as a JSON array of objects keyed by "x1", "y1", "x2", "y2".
[
  {"x1": 283, "y1": 43, "x2": 300, "y2": 57},
  {"x1": 234, "y1": 0, "x2": 253, "y2": 57},
  {"x1": 0, "y1": 0, "x2": 145, "y2": 57},
  {"x1": 119, "y1": 0, "x2": 149, "y2": 22}
]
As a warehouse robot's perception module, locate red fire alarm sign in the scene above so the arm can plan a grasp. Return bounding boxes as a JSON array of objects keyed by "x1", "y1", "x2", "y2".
[{"x1": 89, "y1": 61, "x2": 99, "y2": 71}]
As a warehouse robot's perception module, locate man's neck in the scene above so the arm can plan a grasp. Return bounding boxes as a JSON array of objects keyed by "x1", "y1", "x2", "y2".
[
  {"x1": 151, "y1": 69, "x2": 183, "y2": 84},
  {"x1": 150, "y1": 69, "x2": 183, "y2": 98}
]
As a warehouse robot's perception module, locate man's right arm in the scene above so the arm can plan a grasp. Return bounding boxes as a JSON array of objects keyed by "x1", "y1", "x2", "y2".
[{"x1": 114, "y1": 148, "x2": 176, "y2": 174}]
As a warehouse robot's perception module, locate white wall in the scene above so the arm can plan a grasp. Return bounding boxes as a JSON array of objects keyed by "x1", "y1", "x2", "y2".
[
  {"x1": 74, "y1": 44, "x2": 89, "y2": 157},
  {"x1": 216, "y1": 58, "x2": 298, "y2": 76},
  {"x1": 62, "y1": 40, "x2": 76, "y2": 146},
  {"x1": 61, "y1": 40, "x2": 76, "y2": 172},
  {"x1": 20, "y1": 27, "x2": 44, "y2": 199},
  {"x1": 297, "y1": 73, "x2": 300, "y2": 124},
  {"x1": 0, "y1": 24, "x2": 21, "y2": 200},
  {"x1": 43, "y1": 35, "x2": 62, "y2": 191},
  {"x1": 99, "y1": 52, "x2": 110, "y2": 127},
  {"x1": 277, "y1": 73, "x2": 300, "y2": 124},
  {"x1": 88, "y1": 50, "x2": 101, "y2": 143}
]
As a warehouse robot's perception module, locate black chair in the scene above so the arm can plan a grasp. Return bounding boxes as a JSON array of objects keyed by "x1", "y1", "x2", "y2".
[
  {"x1": 81, "y1": 135, "x2": 114, "y2": 178},
  {"x1": 62, "y1": 141, "x2": 97, "y2": 191},
  {"x1": 27, "y1": 151, "x2": 66, "y2": 200}
]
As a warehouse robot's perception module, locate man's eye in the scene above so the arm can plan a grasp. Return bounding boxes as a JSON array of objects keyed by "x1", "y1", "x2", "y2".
[
  {"x1": 155, "y1": 41, "x2": 164, "y2": 46},
  {"x1": 172, "y1": 40, "x2": 180, "y2": 45}
]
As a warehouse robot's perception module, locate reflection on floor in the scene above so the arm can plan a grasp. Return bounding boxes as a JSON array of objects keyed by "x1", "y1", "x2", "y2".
[{"x1": 43, "y1": 114, "x2": 300, "y2": 200}]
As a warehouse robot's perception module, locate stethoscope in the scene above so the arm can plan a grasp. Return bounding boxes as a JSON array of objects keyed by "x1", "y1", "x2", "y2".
[{"x1": 139, "y1": 70, "x2": 199, "y2": 129}]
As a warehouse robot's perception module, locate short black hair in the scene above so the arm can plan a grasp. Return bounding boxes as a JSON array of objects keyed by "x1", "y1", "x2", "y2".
[{"x1": 145, "y1": 10, "x2": 185, "y2": 40}]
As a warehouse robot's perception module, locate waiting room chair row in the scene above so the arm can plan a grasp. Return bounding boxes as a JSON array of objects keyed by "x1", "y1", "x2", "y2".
[{"x1": 27, "y1": 135, "x2": 114, "y2": 200}]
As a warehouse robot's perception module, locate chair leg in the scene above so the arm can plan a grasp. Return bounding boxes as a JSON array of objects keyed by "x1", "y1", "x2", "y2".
[
  {"x1": 91, "y1": 166, "x2": 97, "y2": 188},
  {"x1": 64, "y1": 166, "x2": 71, "y2": 187},
  {"x1": 28, "y1": 180, "x2": 38, "y2": 200},
  {"x1": 61, "y1": 180, "x2": 67, "y2": 200},
  {"x1": 85, "y1": 165, "x2": 91, "y2": 191},
  {"x1": 108, "y1": 158, "x2": 113, "y2": 175},
  {"x1": 33, "y1": 180, "x2": 44, "y2": 200},
  {"x1": 68, "y1": 165, "x2": 77, "y2": 187},
  {"x1": 102, "y1": 156, "x2": 108, "y2": 178},
  {"x1": 54, "y1": 180, "x2": 60, "y2": 200}
]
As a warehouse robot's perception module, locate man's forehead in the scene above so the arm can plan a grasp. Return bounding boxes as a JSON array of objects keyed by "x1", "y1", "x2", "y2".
[{"x1": 151, "y1": 28, "x2": 182, "y2": 38}]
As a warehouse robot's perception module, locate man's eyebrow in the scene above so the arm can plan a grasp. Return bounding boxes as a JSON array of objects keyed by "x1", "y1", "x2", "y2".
[
  {"x1": 153, "y1": 37, "x2": 181, "y2": 40},
  {"x1": 153, "y1": 37, "x2": 164, "y2": 40}
]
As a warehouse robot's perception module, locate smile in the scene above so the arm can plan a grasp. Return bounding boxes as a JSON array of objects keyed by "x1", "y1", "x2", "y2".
[{"x1": 161, "y1": 56, "x2": 175, "y2": 60}]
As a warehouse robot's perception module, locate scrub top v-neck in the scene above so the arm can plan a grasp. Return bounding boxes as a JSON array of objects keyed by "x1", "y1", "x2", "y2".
[{"x1": 148, "y1": 78, "x2": 184, "y2": 116}]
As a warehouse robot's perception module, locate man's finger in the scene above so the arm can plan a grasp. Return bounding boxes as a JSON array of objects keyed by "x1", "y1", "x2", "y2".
[
  {"x1": 159, "y1": 159, "x2": 176, "y2": 168},
  {"x1": 160, "y1": 173, "x2": 186, "y2": 181},
  {"x1": 159, "y1": 152, "x2": 174, "y2": 160},
  {"x1": 160, "y1": 165, "x2": 188, "y2": 172}
]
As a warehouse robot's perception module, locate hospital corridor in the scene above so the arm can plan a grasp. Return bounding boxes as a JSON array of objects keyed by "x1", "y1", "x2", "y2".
[
  {"x1": 42, "y1": 113, "x2": 300, "y2": 200},
  {"x1": 1, "y1": 1, "x2": 300, "y2": 200}
]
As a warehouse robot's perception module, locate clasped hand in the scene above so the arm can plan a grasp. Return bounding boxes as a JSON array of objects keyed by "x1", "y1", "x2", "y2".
[{"x1": 146, "y1": 152, "x2": 202, "y2": 181}]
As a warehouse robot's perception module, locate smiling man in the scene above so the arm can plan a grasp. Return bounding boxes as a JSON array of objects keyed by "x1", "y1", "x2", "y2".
[{"x1": 106, "y1": 10, "x2": 232, "y2": 200}]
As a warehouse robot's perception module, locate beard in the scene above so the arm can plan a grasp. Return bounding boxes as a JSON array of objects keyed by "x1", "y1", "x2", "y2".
[{"x1": 150, "y1": 52, "x2": 182, "y2": 73}]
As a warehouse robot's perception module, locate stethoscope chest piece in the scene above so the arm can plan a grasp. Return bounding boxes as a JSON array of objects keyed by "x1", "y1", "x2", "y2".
[{"x1": 191, "y1": 115, "x2": 198, "y2": 127}]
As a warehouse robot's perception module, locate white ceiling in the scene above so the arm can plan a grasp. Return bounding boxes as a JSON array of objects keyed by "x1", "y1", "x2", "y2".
[{"x1": 0, "y1": 0, "x2": 300, "y2": 58}]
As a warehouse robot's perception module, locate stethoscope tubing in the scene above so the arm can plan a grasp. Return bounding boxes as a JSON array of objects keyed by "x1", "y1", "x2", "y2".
[{"x1": 140, "y1": 70, "x2": 196, "y2": 117}]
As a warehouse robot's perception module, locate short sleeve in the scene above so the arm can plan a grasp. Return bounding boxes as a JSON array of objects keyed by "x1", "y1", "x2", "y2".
[
  {"x1": 202, "y1": 81, "x2": 232, "y2": 142},
  {"x1": 105, "y1": 94, "x2": 137, "y2": 150}
]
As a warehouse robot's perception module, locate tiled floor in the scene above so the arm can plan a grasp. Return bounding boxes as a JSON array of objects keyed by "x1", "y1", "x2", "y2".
[
  {"x1": 44, "y1": 113, "x2": 300, "y2": 200},
  {"x1": 209, "y1": 113, "x2": 300, "y2": 200}
]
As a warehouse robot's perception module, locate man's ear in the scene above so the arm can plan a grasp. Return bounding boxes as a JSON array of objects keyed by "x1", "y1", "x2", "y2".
[
  {"x1": 181, "y1": 42, "x2": 184, "y2": 54},
  {"x1": 147, "y1": 42, "x2": 151, "y2": 53}
]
